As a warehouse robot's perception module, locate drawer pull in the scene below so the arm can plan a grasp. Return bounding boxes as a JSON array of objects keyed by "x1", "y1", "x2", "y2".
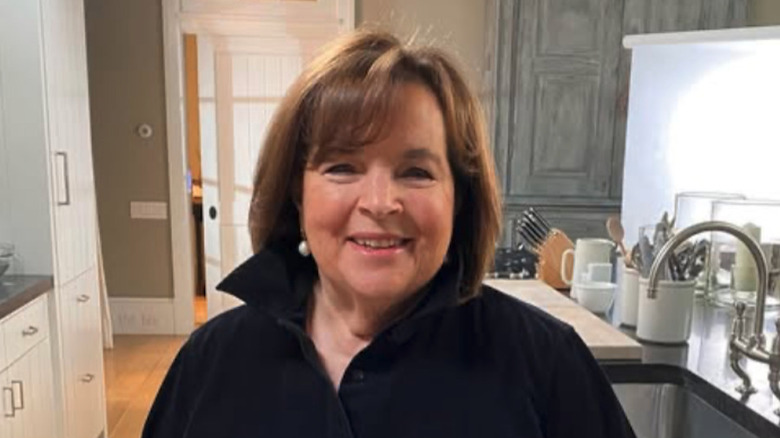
[
  {"x1": 2, "y1": 387, "x2": 14, "y2": 418},
  {"x1": 22, "y1": 325, "x2": 39, "y2": 336},
  {"x1": 81, "y1": 373, "x2": 95, "y2": 383},
  {"x1": 11, "y1": 381, "x2": 23, "y2": 410},
  {"x1": 77, "y1": 294, "x2": 91, "y2": 303}
]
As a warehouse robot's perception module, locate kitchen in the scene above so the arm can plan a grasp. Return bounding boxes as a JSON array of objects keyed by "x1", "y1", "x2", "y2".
[{"x1": 1, "y1": 0, "x2": 780, "y2": 437}]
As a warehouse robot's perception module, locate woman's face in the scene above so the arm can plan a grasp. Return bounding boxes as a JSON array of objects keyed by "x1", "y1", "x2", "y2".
[{"x1": 301, "y1": 83, "x2": 455, "y2": 305}]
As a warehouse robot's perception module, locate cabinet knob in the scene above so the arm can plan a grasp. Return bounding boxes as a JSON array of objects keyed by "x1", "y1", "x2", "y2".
[
  {"x1": 81, "y1": 373, "x2": 95, "y2": 383},
  {"x1": 21, "y1": 326, "x2": 39, "y2": 337},
  {"x1": 209, "y1": 206, "x2": 218, "y2": 220},
  {"x1": 77, "y1": 294, "x2": 90, "y2": 303}
]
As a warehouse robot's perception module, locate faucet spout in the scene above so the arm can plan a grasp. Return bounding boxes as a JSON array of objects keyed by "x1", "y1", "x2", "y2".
[
  {"x1": 647, "y1": 221, "x2": 769, "y2": 337},
  {"x1": 646, "y1": 220, "x2": 780, "y2": 410}
]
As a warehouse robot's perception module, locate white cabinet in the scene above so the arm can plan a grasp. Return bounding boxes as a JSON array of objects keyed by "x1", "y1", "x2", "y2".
[
  {"x1": 58, "y1": 268, "x2": 105, "y2": 438},
  {"x1": 40, "y1": 0, "x2": 98, "y2": 286},
  {"x1": 0, "y1": 0, "x2": 106, "y2": 435},
  {"x1": 0, "y1": 295, "x2": 56, "y2": 438}
]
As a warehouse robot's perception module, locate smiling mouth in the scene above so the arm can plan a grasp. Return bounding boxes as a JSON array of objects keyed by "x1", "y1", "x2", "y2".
[{"x1": 348, "y1": 238, "x2": 412, "y2": 250}]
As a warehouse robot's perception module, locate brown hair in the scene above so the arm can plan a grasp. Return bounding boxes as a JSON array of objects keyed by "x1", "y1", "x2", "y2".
[{"x1": 249, "y1": 29, "x2": 501, "y2": 299}]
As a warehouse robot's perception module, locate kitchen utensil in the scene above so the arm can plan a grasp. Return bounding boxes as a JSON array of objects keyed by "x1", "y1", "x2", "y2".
[
  {"x1": 630, "y1": 243, "x2": 642, "y2": 271},
  {"x1": 638, "y1": 213, "x2": 680, "y2": 280},
  {"x1": 560, "y1": 238, "x2": 614, "y2": 299},
  {"x1": 515, "y1": 208, "x2": 575, "y2": 289},
  {"x1": 637, "y1": 278, "x2": 696, "y2": 344},
  {"x1": 638, "y1": 233, "x2": 654, "y2": 278},
  {"x1": 606, "y1": 216, "x2": 631, "y2": 268},
  {"x1": 576, "y1": 281, "x2": 616, "y2": 314}
]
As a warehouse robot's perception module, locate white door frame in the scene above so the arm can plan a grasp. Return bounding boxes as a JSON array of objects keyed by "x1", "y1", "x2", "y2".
[{"x1": 161, "y1": 0, "x2": 354, "y2": 334}]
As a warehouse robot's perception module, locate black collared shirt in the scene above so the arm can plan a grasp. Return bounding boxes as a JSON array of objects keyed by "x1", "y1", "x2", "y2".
[{"x1": 142, "y1": 246, "x2": 635, "y2": 438}]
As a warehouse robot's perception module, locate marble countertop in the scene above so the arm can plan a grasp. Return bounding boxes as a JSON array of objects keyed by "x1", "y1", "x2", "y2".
[{"x1": 0, "y1": 275, "x2": 53, "y2": 319}]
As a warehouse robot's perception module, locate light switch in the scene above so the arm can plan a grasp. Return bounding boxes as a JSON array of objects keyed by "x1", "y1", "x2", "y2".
[{"x1": 130, "y1": 201, "x2": 168, "y2": 220}]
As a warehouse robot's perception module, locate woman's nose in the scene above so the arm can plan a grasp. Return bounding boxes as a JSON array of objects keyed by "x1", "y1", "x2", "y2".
[{"x1": 358, "y1": 171, "x2": 402, "y2": 217}]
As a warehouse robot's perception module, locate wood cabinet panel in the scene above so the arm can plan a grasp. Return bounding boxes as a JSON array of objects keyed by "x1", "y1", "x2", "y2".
[
  {"x1": 490, "y1": 0, "x2": 748, "y2": 246},
  {"x1": 502, "y1": 0, "x2": 622, "y2": 199}
]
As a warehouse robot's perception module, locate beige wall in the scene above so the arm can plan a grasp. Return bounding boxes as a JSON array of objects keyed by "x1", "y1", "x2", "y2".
[
  {"x1": 749, "y1": 0, "x2": 780, "y2": 25},
  {"x1": 357, "y1": 0, "x2": 488, "y2": 93},
  {"x1": 85, "y1": 0, "x2": 173, "y2": 298}
]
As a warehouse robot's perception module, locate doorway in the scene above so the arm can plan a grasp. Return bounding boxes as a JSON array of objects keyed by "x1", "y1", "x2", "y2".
[{"x1": 174, "y1": 7, "x2": 354, "y2": 324}]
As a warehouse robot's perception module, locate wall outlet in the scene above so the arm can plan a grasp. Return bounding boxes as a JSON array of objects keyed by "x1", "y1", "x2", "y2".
[{"x1": 130, "y1": 201, "x2": 168, "y2": 220}]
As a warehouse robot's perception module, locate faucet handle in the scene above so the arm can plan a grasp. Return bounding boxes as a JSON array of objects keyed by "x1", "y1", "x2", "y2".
[
  {"x1": 772, "y1": 318, "x2": 780, "y2": 356},
  {"x1": 735, "y1": 301, "x2": 747, "y2": 318},
  {"x1": 731, "y1": 302, "x2": 747, "y2": 341}
]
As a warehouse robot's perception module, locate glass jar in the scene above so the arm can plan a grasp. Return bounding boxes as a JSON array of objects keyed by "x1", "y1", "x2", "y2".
[
  {"x1": 708, "y1": 199, "x2": 780, "y2": 310},
  {"x1": 0, "y1": 243, "x2": 17, "y2": 278},
  {"x1": 674, "y1": 192, "x2": 746, "y2": 297},
  {"x1": 674, "y1": 191, "x2": 746, "y2": 229}
]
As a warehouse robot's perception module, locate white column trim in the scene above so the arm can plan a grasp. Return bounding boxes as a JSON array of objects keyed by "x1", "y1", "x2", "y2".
[{"x1": 162, "y1": 0, "x2": 195, "y2": 335}]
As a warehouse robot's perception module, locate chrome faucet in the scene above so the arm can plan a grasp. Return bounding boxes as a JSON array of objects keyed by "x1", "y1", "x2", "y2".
[{"x1": 646, "y1": 221, "x2": 780, "y2": 414}]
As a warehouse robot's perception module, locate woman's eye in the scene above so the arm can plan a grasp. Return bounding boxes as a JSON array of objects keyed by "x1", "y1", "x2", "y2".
[
  {"x1": 402, "y1": 167, "x2": 434, "y2": 180},
  {"x1": 323, "y1": 163, "x2": 356, "y2": 175}
]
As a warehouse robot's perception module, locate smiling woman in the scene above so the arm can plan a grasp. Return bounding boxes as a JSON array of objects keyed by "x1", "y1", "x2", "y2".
[{"x1": 142, "y1": 29, "x2": 636, "y2": 438}]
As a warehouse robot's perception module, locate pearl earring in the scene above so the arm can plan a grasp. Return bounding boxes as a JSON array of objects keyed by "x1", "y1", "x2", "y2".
[{"x1": 298, "y1": 239, "x2": 311, "y2": 257}]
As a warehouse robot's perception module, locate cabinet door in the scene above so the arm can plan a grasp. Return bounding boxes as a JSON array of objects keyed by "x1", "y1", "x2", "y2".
[
  {"x1": 40, "y1": 0, "x2": 97, "y2": 286},
  {"x1": 1, "y1": 338, "x2": 55, "y2": 438},
  {"x1": 60, "y1": 268, "x2": 106, "y2": 438},
  {"x1": 495, "y1": 0, "x2": 623, "y2": 200}
]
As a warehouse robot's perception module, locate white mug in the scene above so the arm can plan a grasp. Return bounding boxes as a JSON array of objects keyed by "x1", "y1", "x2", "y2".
[{"x1": 561, "y1": 238, "x2": 614, "y2": 298}]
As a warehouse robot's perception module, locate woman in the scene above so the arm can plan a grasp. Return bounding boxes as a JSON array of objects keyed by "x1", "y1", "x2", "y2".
[{"x1": 143, "y1": 29, "x2": 635, "y2": 438}]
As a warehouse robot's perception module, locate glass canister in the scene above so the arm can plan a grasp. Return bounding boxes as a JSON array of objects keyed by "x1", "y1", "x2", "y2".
[
  {"x1": 674, "y1": 192, "x2": 746, "y2": 229},
  {"x1": 674, "y1": 192, "x2": 746, "y2": 296},
  {"x1": 0, "y1": 243, "x2": 19, "y2": 278},
  {"x1": 708, "y1": 199, "x2": 780, "y2": 310}
]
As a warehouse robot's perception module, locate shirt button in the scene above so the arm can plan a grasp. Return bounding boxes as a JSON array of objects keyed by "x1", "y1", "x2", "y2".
[{"x1": 351, "y1": 369, "x2": 365, "y2": 382}]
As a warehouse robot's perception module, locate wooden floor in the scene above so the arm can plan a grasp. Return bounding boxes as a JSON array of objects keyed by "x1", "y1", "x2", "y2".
[
  {"x1": 104, "y1": 335, "x2": 187, "y2": 438},
  {"x1": 195, "y1": 295, "x2": 207, "y2": 326}
]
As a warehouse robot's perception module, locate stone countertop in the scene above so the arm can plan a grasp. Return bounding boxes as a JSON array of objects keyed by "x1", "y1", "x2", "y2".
[
  {"x1": 610, "y1": 298, "x2": 780, "y2": 427},
  {"x1": 0, "y1": 275, "x2": 54, "y2": 320}
]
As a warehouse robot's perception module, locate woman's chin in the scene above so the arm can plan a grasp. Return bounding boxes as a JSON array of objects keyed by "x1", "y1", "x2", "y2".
[{"x1": 342, "y1": 275, "x2": 419, "y2": 303}]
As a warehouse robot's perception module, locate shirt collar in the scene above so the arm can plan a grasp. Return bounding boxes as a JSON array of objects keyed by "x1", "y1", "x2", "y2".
[{"x1": 216, "y1": 244, "x2": 464, "y2": 323}]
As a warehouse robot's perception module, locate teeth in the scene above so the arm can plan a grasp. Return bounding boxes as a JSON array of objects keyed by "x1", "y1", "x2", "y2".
[{"x1": 354, "y1": 239, "x2": 403, "y2": 249}]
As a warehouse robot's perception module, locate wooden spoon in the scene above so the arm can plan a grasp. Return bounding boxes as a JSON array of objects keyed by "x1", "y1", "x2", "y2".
[{"x1": 606, "y1": 215, "x2": 632, "y2": 268}]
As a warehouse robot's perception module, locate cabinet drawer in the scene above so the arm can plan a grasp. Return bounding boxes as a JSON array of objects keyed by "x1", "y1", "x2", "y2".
[{"x1": 3, "y1": 295, "x2": 49, "y2": 365}]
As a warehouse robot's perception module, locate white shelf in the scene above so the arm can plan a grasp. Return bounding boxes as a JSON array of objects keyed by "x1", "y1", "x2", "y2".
[{"x1": 624, "y1": 25, "x2": 780, "y2": 49}]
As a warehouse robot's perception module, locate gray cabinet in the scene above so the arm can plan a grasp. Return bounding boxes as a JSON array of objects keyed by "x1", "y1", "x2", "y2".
[{"x1": 489, "y1": 0, "x2": 746, "y2": 244}]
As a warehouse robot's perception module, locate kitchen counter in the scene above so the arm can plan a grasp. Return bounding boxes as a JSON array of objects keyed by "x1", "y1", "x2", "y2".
[
  {"x1": 0, "y1": 275, "x2": 53, "y2": 319},
  {"x1": 485, "y1": 279, "x2": 643, "y2": 361},
  {"x1": 485, "y1": 279, "x2": 780, "y2": 428},
  {"x1": 611, "y1": 298, "x2": 780, "y2": 427}
]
